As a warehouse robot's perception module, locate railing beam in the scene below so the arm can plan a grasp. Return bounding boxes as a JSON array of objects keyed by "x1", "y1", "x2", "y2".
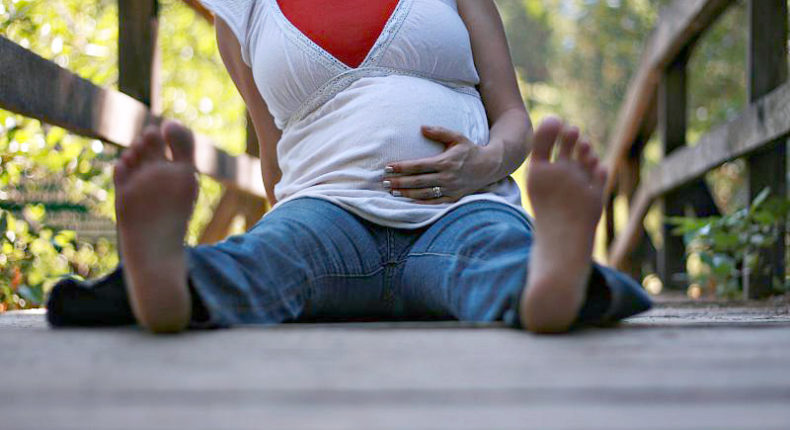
[
  {"x1": 0, "y1": 36, "x2": 266, "y2": 198},
  {"x1": 609, "y1": 81, "x2": 790, "y2": 268},
  {"x1": 604, "y1": 0, "x2": 732, "y2": 197}
]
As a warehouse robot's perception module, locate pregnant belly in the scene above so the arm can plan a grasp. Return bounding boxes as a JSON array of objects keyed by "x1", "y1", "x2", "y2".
[{"x1": 276, "y1": 75, "x2": 488, "y2": 197}]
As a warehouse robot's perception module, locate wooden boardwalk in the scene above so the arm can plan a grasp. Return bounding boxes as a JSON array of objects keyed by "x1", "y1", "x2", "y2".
[{"x1": 1, "y1": 300, "x2": 789, "y2": 430}]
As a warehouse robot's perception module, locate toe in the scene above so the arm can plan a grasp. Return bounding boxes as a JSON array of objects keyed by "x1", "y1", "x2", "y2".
[
  {"x1": 139, "y1": 125, "x2": 167, "y2": 162},
  {"x1": 113, "y1": 162, "x2": 129, "y2": 187},
  {"x1": 557, "y1": 126, "x2": 579, "y2": 160},
  {"x1": 121, "y1": 146, "x2": 140, "y2": 169},
  {"x1": 594, "y1": 165, "x2": 608, "y2": 187},
  {"x1": 162, "y1": 120, "x2": 195, "y2": 164},
  {"x1": 576, "y1": 139, "x2": 598, "y2": 172},
  {"x1": 530, "y1": 116, "x2": 564, "y2": 162},
  {"x1": 576, "y1": 139, "x2": 592, "y2": 164}
]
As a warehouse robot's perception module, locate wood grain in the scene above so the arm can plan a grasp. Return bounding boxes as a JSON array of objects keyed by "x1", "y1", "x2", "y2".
[
  {"x1": 0, "y1": 36, "x2": 266, "y2": 198},
  {"x1": 609, "y1": 82, "x2": 790, "y2": 267},
  {"x1": 1, "y1": 306, "x2": 789, "y2": 430}
]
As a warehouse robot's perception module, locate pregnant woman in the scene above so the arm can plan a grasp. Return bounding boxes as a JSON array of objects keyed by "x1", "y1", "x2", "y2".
[{"x1": 49, "y1": 0, "x2": 651, "y2": 333}]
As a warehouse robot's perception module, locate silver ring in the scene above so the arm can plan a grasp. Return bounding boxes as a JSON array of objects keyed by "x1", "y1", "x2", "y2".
[{"x1": 432, "y1": 186, "x2": 443, "y2": 199}]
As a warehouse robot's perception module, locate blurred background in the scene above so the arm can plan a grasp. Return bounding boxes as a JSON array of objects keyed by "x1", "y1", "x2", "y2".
[{"x1": 0, "y1": 0, "x2": 785, "y2": 311}]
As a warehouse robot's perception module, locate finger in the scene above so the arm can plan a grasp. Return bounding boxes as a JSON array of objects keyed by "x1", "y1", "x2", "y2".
[
  {"x1": 421, "y1": 125, "x2": 464, "y2": 146},
  {"x1": 530, "y1": 116, "x2": 563, "y2": 161},
  {"x1": 386, "y1": 155, "x2": 443, "y2": 175},
  {"x1": 557, "y1": 126, "x2": 579, "y2": 160},
  {"x1": 383, "y1": 173, "x2": 443, "y2": 190},
  {"x1": 391, "y1": 187, "x2": 448, "y2": 201}
]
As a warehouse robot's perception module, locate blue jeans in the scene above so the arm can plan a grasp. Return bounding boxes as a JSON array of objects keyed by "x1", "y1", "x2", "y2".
[{"x1": 186, "y1": 198, "x2": 651, "y2": 328}]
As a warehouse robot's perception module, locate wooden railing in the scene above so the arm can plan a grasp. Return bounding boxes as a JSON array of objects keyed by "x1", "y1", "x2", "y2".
[
  {"x1": 3, "y1": 0, "x2": 788, "y2": 294},
  {"x1": 604, "y1": 0, "x2": 789, "y2": 298},
  {"x1": 0, "y1": 0, "x2": 266, "y2": 244}
]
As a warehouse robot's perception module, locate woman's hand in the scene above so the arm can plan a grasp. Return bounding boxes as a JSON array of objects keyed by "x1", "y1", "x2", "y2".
[{"x1": 383, "y1": 126, "x2": 499, "y2": 204}]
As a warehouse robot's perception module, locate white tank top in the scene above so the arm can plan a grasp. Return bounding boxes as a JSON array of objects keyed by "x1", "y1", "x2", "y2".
[{"x1": 201, "y1": 0, "x2": 525, "y2": 228}]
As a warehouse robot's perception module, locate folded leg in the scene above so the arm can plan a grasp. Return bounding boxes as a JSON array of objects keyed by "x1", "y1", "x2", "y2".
[
  {"x1": 48, "y1": 198, "x2": 389, "y2": 328},
  {"x1": 398, "y1": 200, "x2": 651, "y2": 329}
]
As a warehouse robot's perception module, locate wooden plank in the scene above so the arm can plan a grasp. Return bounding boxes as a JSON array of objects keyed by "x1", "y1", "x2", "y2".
[
  {"x1": 239, "y1": 192, "x2": 268, "y2": 228},
  {"x1": 645, "y1": 83, "x2": 790, "y2": 199},
  {"x1": 609, "y1": 81, "x2": 790, "y2": 267},
  {"x1": 118, "y1": 0, "x2": 160, "y2": 110},
  {"x1": 2, "y1": 309, "x2": 790, "y2": 429},
  {"x1": 603, "y1": 0, "x2": 732, "y2": 196},
  {"x1": 745, "y1": 0, "x2": 788, "y2": 298},
  {"x1": 198, "y1": 189, "x2": 243, "y2": 244},
  {"x1": 0, "y1": 36, "x2": 265, "y2": 198},
  {"x1": 197, "y1": 110, "x2": 267, "y2": 243}
]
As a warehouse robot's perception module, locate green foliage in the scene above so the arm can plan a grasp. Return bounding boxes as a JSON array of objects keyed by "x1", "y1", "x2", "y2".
[
  {"x1": 0, "y1": 109, "x2": 118, "y2": 310},
  {"x1": 669, "y1": 188, "x2": 790, "y2": 298},
  {"x1": 1, "y1": 0, "x2": 246, "y2": 311},
  {"x1": 0, "y1": 207, "x2": 118, "y2": 311},
  {"x1": 0, "y1": 0, "x2": 762, "y2": 310}
]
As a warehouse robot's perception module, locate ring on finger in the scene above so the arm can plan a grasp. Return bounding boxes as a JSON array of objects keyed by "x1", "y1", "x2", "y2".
[{"x1": 432, "y1": 186, "x2": 443, "y2": 199}]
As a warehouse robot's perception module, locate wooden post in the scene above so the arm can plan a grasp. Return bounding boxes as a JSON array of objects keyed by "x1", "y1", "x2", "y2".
[
  {"x1": 118, "y1": 0, "x2": 160, "y2": 111},
  {"x1": 746, "y1": 0, "x2": 788, "y2": 298},
  {"x1": 605, "y1": 196, "x2": 615, "y2": 250},
  {"x1": 657, "y1": 49, "x2": 690, "y2": 290},
  {"x1": 619, "y1": 147, "x2": 644, "y2": 280}
]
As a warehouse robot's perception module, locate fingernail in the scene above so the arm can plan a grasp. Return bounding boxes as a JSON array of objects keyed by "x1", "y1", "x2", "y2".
[
  {"x1": 382, "y1": 180, "x2": 392, "y2": 189},
  {"x1": 391, "y1": 190, "x2": 402, "y2": 197},
  {"x1": 384, "y1": 166, "x2": 395, "y2": 174}
]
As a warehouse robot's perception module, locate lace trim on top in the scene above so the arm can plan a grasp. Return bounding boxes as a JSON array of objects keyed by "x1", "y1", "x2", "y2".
[{"x1": 284, "y1": 67, "x2": 481, "y2": 129}]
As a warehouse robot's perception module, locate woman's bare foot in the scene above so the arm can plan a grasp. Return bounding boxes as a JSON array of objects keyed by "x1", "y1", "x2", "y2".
[
  {"x1": 114, "y1": 121, "x2": 198, "y2": 333},
  {"x1": 520, "y1": 117, "x2": 607, "y2": 333}
]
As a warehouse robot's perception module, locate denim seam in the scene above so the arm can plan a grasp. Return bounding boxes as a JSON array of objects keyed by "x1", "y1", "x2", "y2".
[
  {"x1": 406, "y1": 252, "x2": 489, "y2": 264},
  {"x1": 311, "y1": 266, "x2": 386, "y2": 282}
]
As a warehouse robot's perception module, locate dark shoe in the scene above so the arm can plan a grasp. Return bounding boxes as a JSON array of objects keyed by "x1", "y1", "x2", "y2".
[
  {"x1": 575, "y1": 264, "x2": 653, "y2": 326},
  {"x1": 46, "y1": 266, "x2": 136, "y2": 327},
  {"x1": 599, "y1": 267, "x2": 652, "y2": 321}
]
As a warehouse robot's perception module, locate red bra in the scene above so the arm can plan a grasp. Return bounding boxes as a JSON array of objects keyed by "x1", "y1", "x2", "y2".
[{"x1": 277, "y1": 0, "x2": 400, "y2": 68}]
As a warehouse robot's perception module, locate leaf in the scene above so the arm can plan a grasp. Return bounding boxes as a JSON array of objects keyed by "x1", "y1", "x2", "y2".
[
  {"x1": 749, "y1": 187, "x2": 771, "y2": 213},
  {"x1": 711, "y1": 254, "x2": 736, "y2": 277},
  {"x1": 711, "y1": 231, "x2": 739, "y2": 251},
  {"x1": 752, "y1": 210, "x2": 776, "y2": 226}
]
